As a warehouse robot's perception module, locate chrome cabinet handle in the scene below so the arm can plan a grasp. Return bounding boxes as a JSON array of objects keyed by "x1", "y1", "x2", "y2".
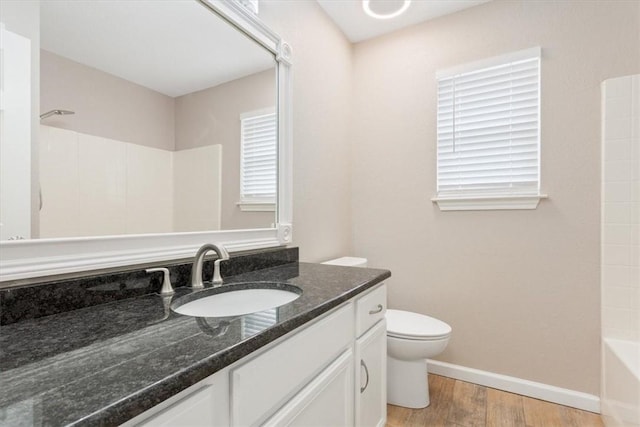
[
  {"x1": 360, "y1": 359, "x2": 370, "y2": 393},
  {"x1": 369, "y1": 304, "x2": 383, "y2": 315}
]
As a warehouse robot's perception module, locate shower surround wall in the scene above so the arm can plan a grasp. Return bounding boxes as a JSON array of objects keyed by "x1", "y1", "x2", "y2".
[
  {"x1": 39, "y1": 125, "x2": 222, "y2": 237},
  {"x1": 601, "y1": 74, "x2": 640, "y2": 427}
]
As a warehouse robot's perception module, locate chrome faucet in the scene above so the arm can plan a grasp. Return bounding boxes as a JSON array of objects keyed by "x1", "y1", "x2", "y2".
[{"x1": 191, "y1": 243, "x2": 230, "y2": 288}]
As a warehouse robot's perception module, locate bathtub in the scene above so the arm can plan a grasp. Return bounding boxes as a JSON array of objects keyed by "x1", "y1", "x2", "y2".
[{"x1": 602, "y1": 338, "x2": 640, "y2": 427}]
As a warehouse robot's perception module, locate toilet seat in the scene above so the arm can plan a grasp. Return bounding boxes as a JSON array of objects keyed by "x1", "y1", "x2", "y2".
[{"x1": 386, "y1": 309, "x2": 451, "y2": 340}]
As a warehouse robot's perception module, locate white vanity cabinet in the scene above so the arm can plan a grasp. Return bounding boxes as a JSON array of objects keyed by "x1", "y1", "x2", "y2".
[
  {"x1": 354, "y1": 284, "x2": 387, "y2": 427},
  {"x1": 265, "y1": 283, "x2": 388, "y2": 427},
  {"x1": 129, "y1": 283, "x2": 387, "y2": 427},
  {"x1": 231, "y1": 303, "x2": 355, "y2": 426}
]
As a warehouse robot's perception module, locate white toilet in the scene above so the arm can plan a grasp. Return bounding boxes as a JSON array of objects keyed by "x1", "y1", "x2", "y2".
[
  {"x1": 322, "y1": 256, "x2": 452, "y2": 409},
  {"x1": 386, "y1": 309, "x2": 451, "y2": 408}
]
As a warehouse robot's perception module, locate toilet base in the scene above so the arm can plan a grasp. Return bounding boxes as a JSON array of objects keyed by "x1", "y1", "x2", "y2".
[{"x1": 387, "y1": 356, "x2": 430, "y2": 408}]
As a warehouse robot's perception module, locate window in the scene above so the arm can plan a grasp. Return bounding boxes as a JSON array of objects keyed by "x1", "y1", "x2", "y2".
[
  {"x1": 434, "y1": 47, "x2": 545, "y2": 211},
  {"x1": 239, "y1": 109, "x2": 277, "y2": 211}
]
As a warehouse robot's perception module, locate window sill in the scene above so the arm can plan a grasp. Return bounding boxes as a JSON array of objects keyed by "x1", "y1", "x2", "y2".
[
  {"x1": 431, "y1": 194, "x2": 548, "y2": 211},
  {"x1": 237, "y1": 202, "x2": 276, "y2": 212}
]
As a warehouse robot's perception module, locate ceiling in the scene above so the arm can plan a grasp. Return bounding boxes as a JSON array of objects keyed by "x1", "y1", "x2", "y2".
[
  {"x1": 316, "y1": 0, "x2": 490, "y2": 43},
  {"x1": 39, "y1": 0, "x2": 489, "y2": 96},
  {"x1": 40, "y1": 1, "x2": 275, "y2": 98}
]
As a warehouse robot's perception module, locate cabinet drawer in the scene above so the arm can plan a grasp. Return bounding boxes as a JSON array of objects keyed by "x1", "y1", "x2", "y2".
[
  {"x1": 131, "y1": 368, "x2": 229, "y2": 427},
  {"x1": 136, "y1": 385, "x2": 224, "y2": 427},
  {"x1": 356, "y1": 284, "x2": 386, "y2": 337},
  {"x1": 231, "y1": 303, "x2": 354, "y2": 426}
]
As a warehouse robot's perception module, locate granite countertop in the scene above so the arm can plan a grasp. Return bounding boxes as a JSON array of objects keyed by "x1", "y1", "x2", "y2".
[{"x1": 0, "y1": 262, "x2": 390, "y2": 426}]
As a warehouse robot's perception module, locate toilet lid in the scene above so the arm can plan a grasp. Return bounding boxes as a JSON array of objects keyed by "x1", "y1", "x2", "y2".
[{"x1": 386, "y1": 309, "x2": 452, "y2": 340}]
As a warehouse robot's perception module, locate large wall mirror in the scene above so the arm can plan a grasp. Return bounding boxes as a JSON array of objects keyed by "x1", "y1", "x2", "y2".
[{"x1": 0, "y1": 0, "x2": 293, "y2": 282}]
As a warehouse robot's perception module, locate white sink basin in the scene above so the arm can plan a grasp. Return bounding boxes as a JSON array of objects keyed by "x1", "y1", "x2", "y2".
[{"x1": 173, "y1": 284, "x2": 301, "y2": 317}]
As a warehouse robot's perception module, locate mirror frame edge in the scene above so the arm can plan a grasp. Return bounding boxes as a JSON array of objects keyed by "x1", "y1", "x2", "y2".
[{"x1": 0, "y1": 0, "x2": 293, "y2": 283}]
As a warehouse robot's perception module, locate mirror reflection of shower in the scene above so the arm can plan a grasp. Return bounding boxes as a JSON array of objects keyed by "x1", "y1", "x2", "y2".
[{"x1": 40, "y1": 109, "x2": 75, "y2": 120}]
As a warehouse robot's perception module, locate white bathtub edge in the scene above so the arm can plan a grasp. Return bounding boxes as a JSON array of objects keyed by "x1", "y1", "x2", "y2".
[
  {"x1": 601, "y1": 338, "x2": 640, "y2": 427},
  {"x1": 602, "y1": 401, "x2": 640, "y2": 427},
  {"x1": 603, "y1": 338, "x2": 640, "y2": 378},
  {"x1": 427, "y1": 360, "x2": 600, "y2": 413}
]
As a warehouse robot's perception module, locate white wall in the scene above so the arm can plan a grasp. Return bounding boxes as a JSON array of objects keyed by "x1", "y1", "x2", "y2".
[
  {"x1": 0, "y1": 0, "x2": 40, "y2": 237},
  {"x1": 601, "y1": 75, "x2": 640, "y2": 342},
  {"x1": 0, "y1": 26, "x2": 32, "y2": 240},
  {"x1": 174, "y1": 145, "x2": 222, "y2": 232},
  {"x1": 350, "y1": 0, "x2": 640, "y2": 395},
  {"x1": 39, "y1": 125, "x2": 202, "y2": 237},
  {"x1": 40, "y1": 125, "x2": 173, "y2": 237},
  {"x1": 127, "y1": 143, "x2": 174, "y2": 235},
  {"x1": 39, "y1": 126, "x2": 79, "y2": 237},
  {"x1": 596, "y1": 75, "x2": 638, "y2": 427}
]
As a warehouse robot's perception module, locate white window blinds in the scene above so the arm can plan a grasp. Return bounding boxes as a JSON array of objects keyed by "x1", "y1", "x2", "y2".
[
  {"x1": 436, "y1": 47, "x2": 541, "y2": 198},
  {"x1": 241, "y1": 309, "x2": 277, "y2": 339},
  {"x1": 240, "y1": 110, "x2": 277, "y2": 205}
]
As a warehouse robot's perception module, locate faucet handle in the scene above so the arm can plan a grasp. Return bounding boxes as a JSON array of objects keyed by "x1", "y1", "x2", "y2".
[
  {"x1": 212, "y1": 244, "x2": 229, "y2": 285},
  {"x1": 146, "y1": 268, "x2": 174, "y2": 295},
  {"x1": 217, "y1": 244, "x2": 230, "y2": 260},
  {"x1": 212, "y1": 259, "x2": 225, "y2": 286}
]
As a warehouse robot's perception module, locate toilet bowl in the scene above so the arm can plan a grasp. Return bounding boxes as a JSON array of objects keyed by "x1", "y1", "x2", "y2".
[
  {"x1": 320, "y1": 257, "x2": 452, "y2": 409},
  {"x1": 386, "y1": 309, "x2": 451, "y2": 409}
]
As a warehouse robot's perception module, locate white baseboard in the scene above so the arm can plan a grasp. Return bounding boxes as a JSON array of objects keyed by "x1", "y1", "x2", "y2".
[{"x1": 427, "y1": 360, "x2": 600, "y2": 413}]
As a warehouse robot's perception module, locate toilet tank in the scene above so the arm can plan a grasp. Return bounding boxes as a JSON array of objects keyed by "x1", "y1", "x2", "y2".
[{"x1": 322, "y1": 257, "x2": 367, "y2": 267}]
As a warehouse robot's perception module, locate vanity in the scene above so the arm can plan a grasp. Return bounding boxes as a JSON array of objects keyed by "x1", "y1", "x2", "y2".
[
  {"x1": 128, "y1": 269, "x2": 388, "y2": 426},
  {"x1": 0, "y1": 249, "x2": 390, "y2": 426},
  {"x1": 0, "y1": 1, "x2": 390, "y2": 425}
]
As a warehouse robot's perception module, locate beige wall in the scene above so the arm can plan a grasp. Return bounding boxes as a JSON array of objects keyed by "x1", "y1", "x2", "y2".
[
  {"x1": 175, "y1": 69, "x2": 276, "y2": 230},
  {"x1": 351, "y1": 0, "x2": 640, "y2": 395},
  {"x1": 260, "y1": 0, "x2": 354, "y2": 262},
  {"x1": 40, "y1": 50, "x2": 175, "y2": 150}
]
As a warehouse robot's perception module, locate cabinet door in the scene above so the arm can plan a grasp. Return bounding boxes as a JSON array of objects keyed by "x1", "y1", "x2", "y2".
[
  {"x1": 355, "y1": 320, "x2": 387, "y2": 427},
  {"x1": 264, "y1": 349, "x2": 354, "y2": 427}
]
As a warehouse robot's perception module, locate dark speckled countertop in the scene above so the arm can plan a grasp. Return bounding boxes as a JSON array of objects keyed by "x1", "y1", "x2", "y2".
[{"x1": 0, "y1": 262, "x2": 390, "y2": 426}]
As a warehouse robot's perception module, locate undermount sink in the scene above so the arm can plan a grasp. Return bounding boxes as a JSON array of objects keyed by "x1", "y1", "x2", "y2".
[{"x1": 172, "y1": 282, "x2": 302, "y2": 318}]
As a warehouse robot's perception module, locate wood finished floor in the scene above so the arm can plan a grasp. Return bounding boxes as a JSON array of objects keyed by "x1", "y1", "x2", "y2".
[{"x1": 386, "y1": 375, "x2": 604, "y2": 427}]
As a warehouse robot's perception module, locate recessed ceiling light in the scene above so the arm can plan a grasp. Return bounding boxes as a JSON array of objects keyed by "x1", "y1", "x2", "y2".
[{"x1": 362, "y1": 0, "x2": 411, "y2": 20}]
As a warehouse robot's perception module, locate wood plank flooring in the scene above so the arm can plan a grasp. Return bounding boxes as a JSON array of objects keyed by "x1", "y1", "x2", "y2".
[{"x1": 386, "y1": 375, "x2": 604, "y2": 427}]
